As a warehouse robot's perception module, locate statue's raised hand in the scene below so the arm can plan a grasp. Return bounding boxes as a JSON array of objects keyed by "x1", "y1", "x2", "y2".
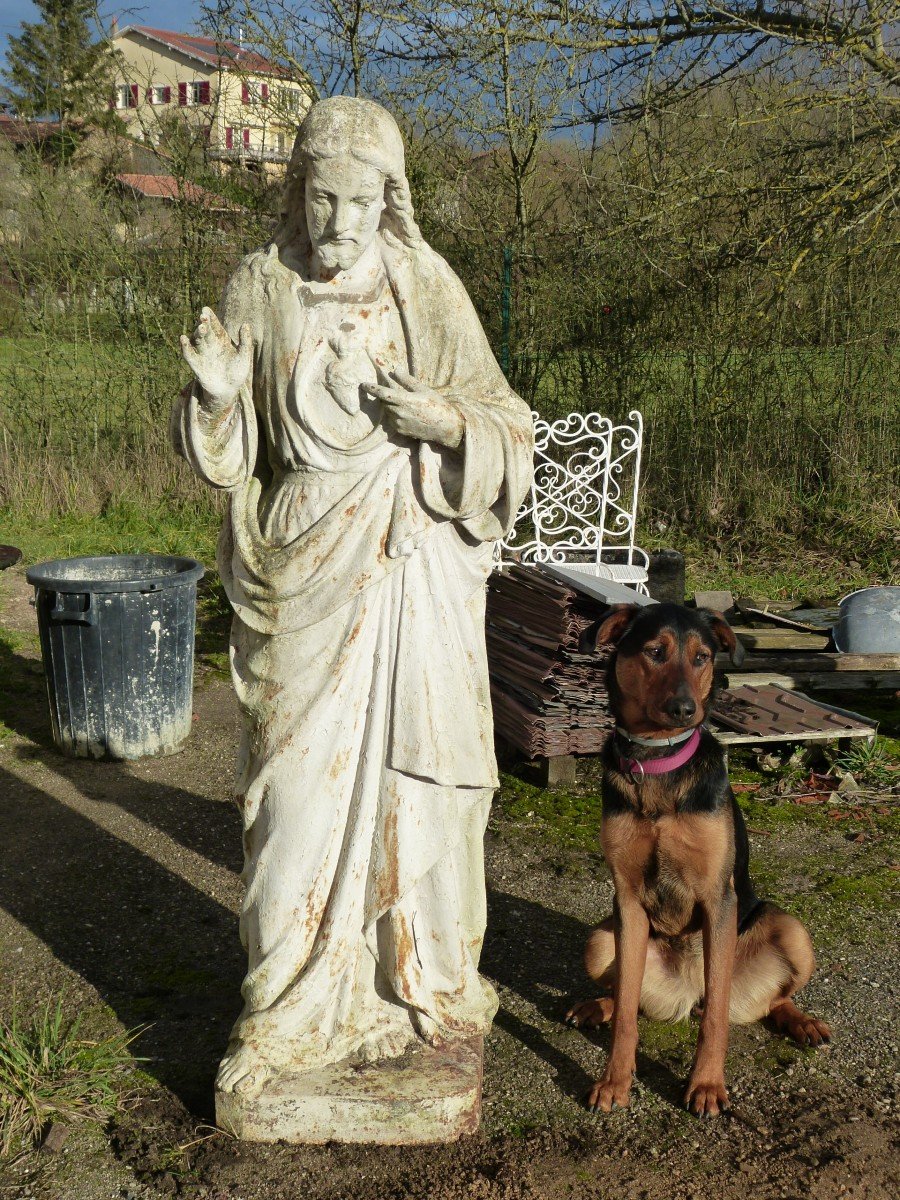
[{"x1": 180, "y1": 307, "x2": 253, "y2": 412}]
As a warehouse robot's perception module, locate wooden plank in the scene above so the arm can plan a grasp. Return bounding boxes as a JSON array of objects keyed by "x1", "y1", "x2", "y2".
[
  {"x1": 731, "y1": 627, "x2": 831, "y2": 652},
  {"x1": 722, "y1": 672, "x2": 798, "y2": 690},
  {"x1": 785, "y1": 672, "x2": 900, "y2": 691},
  {"x1": 714, "y1": 726, "x2": 875, "y2": 746},
  {"x1": 734, "y1": 598, "x2": 824, "y2": 634},
  {"x1": 720, "y1": 652, "x2": 900, "y2": 671},
  {"x1": 724, "y1": 668, "x2": 900, "y2": 691}
]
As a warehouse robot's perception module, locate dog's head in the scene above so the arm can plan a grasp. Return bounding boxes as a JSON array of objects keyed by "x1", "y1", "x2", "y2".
[{"x1": 582, "y1": 602, "x2": 744, "y2": 738}]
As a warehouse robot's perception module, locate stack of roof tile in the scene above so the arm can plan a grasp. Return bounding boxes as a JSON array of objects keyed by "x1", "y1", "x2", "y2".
[{"x1": 486, "y1": 564, "x2": 614, "y2": 758}]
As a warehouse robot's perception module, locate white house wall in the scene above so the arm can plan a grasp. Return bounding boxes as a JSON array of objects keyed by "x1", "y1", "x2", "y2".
[{"x1": 112, "y1": 29, "x2": 309, "y2": 168}]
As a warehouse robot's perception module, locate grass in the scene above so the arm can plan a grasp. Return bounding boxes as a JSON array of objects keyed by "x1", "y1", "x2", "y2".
[
  {"x1": 496, "y1": 771, "x2": 602, "y2": 853},
  {"x1": 676, "y1": 541, "x2": 891, "y2": 605},
  {"x1": 0, "y1": 498, "x2": 220, "y2": 570},
  {"x1": 831, "y1": 738, "x2": 900, "y2": 787},
  {"x1": 0, "y1": 334, "x2": 181, "y2": 446},
  {"x1": 0, "y1": 997, "x2": 142, "y2": 1160}
]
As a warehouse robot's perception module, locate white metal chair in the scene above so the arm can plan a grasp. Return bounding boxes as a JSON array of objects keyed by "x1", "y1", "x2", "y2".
[{"x1": 496, "y1": 409, "x2": 649, "y2": 593}]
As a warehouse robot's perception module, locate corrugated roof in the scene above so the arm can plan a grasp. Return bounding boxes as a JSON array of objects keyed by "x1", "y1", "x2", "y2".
[
  {"x1": 115, "y1": 172, "x2": 239, "y2": 210},
  {"x1": 119, "y1": 25, "x2": 290, "y2": 76}
]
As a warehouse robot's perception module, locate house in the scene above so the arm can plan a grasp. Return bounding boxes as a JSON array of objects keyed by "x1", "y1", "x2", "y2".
[{"x1": 111, "y1": 25, "x2": 310, "y2": 174}]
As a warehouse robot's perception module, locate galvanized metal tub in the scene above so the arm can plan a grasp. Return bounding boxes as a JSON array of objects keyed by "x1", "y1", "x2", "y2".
[
  {"x1": 833, "y1": 586, "x2": 900, "y2": 654},
  {"x1": 26, "y1": 554, "x2": 204, "y2": 759}
]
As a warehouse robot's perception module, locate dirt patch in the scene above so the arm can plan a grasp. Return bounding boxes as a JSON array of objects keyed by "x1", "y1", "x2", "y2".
[{"x1": 0, "y1": 565, "x2": 897, "y2": 1199}]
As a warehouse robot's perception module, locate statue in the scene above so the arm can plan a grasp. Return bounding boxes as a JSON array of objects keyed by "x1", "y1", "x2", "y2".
[{"x1": 172, "y1": 97, "x2": 533, "y2": 1143}]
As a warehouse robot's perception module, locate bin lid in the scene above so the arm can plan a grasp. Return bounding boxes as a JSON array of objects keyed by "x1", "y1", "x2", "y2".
[{"x1": 26, "y1": 554, "x2": 205, "y2": 593}]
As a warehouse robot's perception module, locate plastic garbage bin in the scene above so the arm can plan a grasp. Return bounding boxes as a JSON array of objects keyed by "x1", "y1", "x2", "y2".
[{"x1": 26, "y1": 554, "x2": 205, "y2": 759}]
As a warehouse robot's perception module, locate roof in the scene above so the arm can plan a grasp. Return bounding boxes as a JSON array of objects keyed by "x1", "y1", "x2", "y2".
[
  {"x1": 115, "y1": 173, "x2": 240, "y2": 211},
  {"x1": 0, "y1": 114, "x2": 65, "y2": 146},
  {"x1": 117, "y1": 25, "x2": 290, "y2": 77}
]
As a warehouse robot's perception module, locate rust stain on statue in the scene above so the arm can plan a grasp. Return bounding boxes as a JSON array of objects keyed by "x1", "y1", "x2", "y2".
[
  {"x1": 301, "y1": 890, "x2": 321, "y2": 940},
  {"x1": 375, "y1": 803, "x2": 400, "y2": 912},
  {"x1": 393, "y1": 911, "x2": 415, "y2": 983},
  {"x1": 329, "y1": 746, "x2": 352, "y2": 780}
]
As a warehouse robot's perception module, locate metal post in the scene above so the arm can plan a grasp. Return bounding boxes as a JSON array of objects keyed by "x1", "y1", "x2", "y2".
[{"x1": 500, "y1": 244, "x2": 512, "y2": 378}]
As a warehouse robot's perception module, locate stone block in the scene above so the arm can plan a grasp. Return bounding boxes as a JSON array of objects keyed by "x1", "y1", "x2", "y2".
[{"x1": 216, "y1": 1037, "x2": 483, "y2": 1145}]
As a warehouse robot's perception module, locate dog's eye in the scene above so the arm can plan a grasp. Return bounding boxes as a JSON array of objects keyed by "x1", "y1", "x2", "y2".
[
  {"x1": 644, "y1": 645, "x2": 665, "y2": 662},
  {"x1": 694, "y1": 651, "x2": 711, "y2": 666}
]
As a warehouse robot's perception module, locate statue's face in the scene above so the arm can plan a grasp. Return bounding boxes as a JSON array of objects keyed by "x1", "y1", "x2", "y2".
[{"x1": 305, "y1": 156, "x2": 386, "y2": 273}]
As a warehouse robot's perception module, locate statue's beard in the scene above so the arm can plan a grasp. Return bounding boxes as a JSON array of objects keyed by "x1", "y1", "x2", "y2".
[{"x1": 314, "y1": 240, "x2": 365, "y2": 274}]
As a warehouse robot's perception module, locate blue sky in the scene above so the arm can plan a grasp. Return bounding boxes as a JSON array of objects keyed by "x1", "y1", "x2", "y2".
[{"x1": 0, "y1": 2, "x2": 207, "y2": 68}]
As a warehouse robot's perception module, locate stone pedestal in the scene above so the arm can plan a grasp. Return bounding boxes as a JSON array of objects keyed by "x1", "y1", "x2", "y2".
[{"x1": 216, "y1": 1037, "x2": 483, "y2": 1145}]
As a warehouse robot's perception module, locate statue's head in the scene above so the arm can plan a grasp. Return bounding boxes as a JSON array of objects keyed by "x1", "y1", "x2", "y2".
[{"x1": 277, "y1": 96, "x2": 421, "y2": 267}]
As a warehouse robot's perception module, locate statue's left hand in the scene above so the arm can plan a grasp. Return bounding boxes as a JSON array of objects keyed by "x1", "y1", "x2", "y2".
[{"x1": 364, "y1": 367, "x2": 464, "y2": 449}]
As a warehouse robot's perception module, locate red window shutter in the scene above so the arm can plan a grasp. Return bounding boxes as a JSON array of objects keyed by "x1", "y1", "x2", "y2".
[
  {"x1": 199, "y1": 81, "x2": 210, "y2": 104},
  {"x1": 225, "y1": 127, "x2": 233, "y2": 149},
  {"x1": 261, "y1": 83, "x2": 269, "y2": 101},
  {"x1": 108, "y1": 92, "x2": 115, "y2": 110},
  {"x1": 242, "y1": 128, "x2": 250, "y2": 148},
  {"x1": 241, "y1": 82, "x2": 249, "y2": 103},
  {"x1": 163, "y1": 86, "x2": 171, "y2": 104},
  {"x1": 178, "y1": 82, "x2": 187, "y2": 106},
  {"x1": 130, "y1": 84, "x2": 139, "y2": 107},
  {"x1": 146, "y1": 87, "x2": 153, "y2": 104}
]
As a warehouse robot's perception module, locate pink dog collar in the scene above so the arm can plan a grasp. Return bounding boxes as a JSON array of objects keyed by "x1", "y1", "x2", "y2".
[{"x1": 617, "y1": 727, "x2": 702, "y2": 777}]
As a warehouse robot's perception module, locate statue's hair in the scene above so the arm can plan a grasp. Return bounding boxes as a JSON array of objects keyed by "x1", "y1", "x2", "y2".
[{"x1": 274, "y1": 96, "x2": 422, "y2": 254}]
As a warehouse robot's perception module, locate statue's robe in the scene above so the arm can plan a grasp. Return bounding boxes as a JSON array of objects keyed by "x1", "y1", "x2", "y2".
[{"x1": 173, "y1": 230, "x2": 533, "y2": 1069}]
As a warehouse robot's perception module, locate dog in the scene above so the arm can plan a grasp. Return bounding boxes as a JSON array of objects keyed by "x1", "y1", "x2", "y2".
[{"x1": 565, "y1": 602, "x2": 831, "y2": 1117}]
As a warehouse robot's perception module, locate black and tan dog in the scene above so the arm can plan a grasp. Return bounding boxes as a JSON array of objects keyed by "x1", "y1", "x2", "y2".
[{"x1": 566, "y1": 603, "x2": 830, "y2": 1117}]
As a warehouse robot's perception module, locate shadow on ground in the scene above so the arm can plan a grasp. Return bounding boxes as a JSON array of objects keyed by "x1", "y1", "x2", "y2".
[{"x1": 0, "y1": 637, "x2": 243, "y2": 1116}]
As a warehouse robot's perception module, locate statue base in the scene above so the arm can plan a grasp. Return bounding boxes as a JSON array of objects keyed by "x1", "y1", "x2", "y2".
[{"x1": 215, "y1": 1037, "x2": 483, "y2": 1144}]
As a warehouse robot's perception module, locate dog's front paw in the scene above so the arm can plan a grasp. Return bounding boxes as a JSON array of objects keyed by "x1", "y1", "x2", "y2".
[
  {"x1": 586, "y1": 1072, "x2": 632, "y2": 1112},
  {"x1": 780, "y1": 1012, "x2": 832, "y2": 1047},
  {"x1": 684, "y1": 1077, "x2": 730, "y2": 1119},
  {"x1": 565, "y1": 997, "x2": 615, "y2": 1029}
]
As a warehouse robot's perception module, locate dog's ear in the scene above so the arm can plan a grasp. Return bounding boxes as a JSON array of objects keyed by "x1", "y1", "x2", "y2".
[
  {"x1": 580, "y1": 604, "x2": 640, "y2": 655},
  {"x1": 700, "y1": 609, "x2": 745, "y2": 666}
]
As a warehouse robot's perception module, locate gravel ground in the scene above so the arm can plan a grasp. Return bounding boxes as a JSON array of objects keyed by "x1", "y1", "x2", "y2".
[{"x1": 0, "y1": 565, "x2": 897, "y2": 1200}]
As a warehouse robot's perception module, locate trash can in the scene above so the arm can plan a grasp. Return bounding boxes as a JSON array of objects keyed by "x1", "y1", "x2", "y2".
[{"x1": 26, "y1": 554, "x2": 205, "y2": 760}]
